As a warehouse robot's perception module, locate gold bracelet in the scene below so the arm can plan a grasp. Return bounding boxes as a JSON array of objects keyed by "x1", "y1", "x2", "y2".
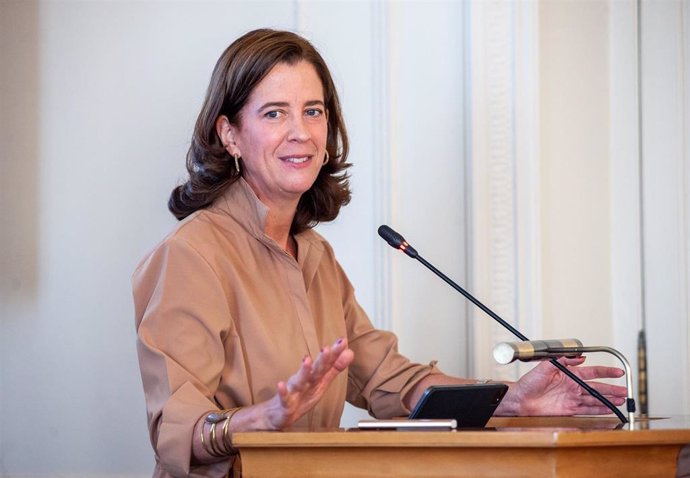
[
  {"x1": 200, "y1": 422, "x2": 210, "y2": 455},
  {"x1": 221, "y1": 407, "x2": 241, "y2": 456},
  {"x1": 209, "y1": 421, "x2": 223, "y2": 457},
  {"x1": 202, "y1": 410, "x2": 229, "y2": 458},
  {"x1": 200, "y1": 421, "x2": 222, "y2": 458}
]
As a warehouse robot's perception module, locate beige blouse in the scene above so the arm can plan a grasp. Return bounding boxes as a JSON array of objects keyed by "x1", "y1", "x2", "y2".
[{"x1": 133, "y1": 178, "x2": 441, "y2": 477}]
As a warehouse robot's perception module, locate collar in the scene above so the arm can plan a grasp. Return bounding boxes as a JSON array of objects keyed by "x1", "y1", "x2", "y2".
[
  {"x1": 212, "y1": 177, "x2": 270, "y2": 241},
  {"x1": 209, "y1": 178, "x2": 326, "y2": 277}
]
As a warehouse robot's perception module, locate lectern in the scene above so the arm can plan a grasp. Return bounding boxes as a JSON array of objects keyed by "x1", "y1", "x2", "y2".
[{"x1": 232, "y1": 416, "x2": 690, "y2": 478}]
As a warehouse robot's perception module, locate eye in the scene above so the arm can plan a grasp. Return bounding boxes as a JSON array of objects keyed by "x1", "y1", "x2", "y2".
[
  {"x1": 264, "y1": 110, "x2": 284, "y2": 119},
  {"x1": 305, "y1": 108, "x2": 324, "y2": 118}
]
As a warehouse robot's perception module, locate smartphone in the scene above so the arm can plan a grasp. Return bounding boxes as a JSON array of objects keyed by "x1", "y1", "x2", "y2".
[{"x1": 409, "y1": 383, "x2": 508, "y2": 428}]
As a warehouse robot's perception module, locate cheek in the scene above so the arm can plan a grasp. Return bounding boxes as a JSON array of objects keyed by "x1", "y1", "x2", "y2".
[
  {"x1": 312, "y1": 123, "x2": 328, "y2": 144},
  {"x1": 238, "y1": 128, "x2": 275, "y2": 156}
]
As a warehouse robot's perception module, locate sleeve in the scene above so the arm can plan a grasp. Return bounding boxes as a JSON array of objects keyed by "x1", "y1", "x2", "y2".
[
  {"x1": 336, "y1": 263, "x2": 444, "y2": 419},
  {"x1": 133, "y1": 237, "x2": 233, "y2": 478}
]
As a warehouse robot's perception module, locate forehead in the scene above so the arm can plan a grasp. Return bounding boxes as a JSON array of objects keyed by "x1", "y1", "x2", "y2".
[{"x1": 246, "y1": 60, "x2": 325, "y2": 105}]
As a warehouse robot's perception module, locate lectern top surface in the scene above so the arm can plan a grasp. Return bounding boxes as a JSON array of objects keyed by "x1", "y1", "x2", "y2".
[{"x1": 233, "y1": 416, "x2": 690, "y2": 449}]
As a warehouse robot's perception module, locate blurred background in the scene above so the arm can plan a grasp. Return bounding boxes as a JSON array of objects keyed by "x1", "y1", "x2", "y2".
[{"x1": 1, "y1": 0, "x2": 688, "y2": 475}]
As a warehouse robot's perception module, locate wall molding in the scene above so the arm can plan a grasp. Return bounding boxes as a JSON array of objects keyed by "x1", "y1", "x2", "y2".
[
  {"x1": 609, "y1": 0, "x2": 644, "y2": 401},
  {"x1": 513, "y1": 0, "x2": 543, "y2": 375},
  {"x1": 684, "y1": 0, "x2": 690, "y2": 414},
  {"x1": 469, "y1": 1, "x2": 541, "y2": 380},
  {"x1": 371, "y1": 1, "x2": 392, "y2": 332}
]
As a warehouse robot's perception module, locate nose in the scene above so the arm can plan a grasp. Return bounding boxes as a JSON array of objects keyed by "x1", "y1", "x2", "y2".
[{"x1": 287, "y1": 115, "x2": 310, "y2": 142}]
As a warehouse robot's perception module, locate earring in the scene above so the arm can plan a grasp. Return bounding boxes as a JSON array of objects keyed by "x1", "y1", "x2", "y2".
[
  {"x1": 233, "y1": 154, "x2": 241, "y2": 174},
  {"x1": 323, "y1": 150, "x2": 330, "y2": 165}
]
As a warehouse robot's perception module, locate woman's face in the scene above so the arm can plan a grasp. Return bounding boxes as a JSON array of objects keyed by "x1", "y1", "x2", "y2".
[{"x1": 225, "y1": 60, "x2": 328, "y2": 209}]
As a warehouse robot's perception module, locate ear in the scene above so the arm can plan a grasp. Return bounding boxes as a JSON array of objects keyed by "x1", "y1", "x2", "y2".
[{"x1": 215, "y1": 115, "x2": 242, "y2": 157}]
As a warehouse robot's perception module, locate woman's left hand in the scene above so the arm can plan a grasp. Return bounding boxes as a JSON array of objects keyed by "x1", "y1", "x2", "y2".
[{"x1": 499, "y1": 356, "x2": 628, "y2": 416}]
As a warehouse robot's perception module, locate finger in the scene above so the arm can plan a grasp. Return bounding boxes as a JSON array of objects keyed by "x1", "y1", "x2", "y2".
[
  {"x1": 559, "y1": 356, "x2": 586, "y2": 366},
  {"x1": 557, "y1": 356, "x2": 625, "y2": 380},
  {"x1": 585, "y1": 381, "x2": 628, "y2": 397},
  {"x1": 577, "y1": 391, "x2": 627, "y2": 408},
  {"x1": 330, "y1": 337, "x2": 352, "y2": 370},
  {"x1": 277, "y1": 381, "x2": 289, "y2": 403},
  {"x1": 312, "y1": 337, "x2": 348, "y2": 378},
  {"x1": 571, "y1": 365, "x2": 625, "y2": 381},
  {"x1": 287, "y1": 355, "x2": 313, "y2": 393},
  {"x1": 321, "y1": 338, "x2": 354, "y2": 375},
  {"x1": 577, "y1": 393, "x2": 627, "y2": 407},
  {"x1": 573, "y1": 404, "x2": 624, "y2": 415},
  {"x1": 331, "y1": 336, "x2": 347, "y2": 352},
  {"x1": 314, "y1": 348, "x2": 353, "y2": 384},
  {"x1": 311, "y1": 346, "x2": 336, "y2": 379},
  {"x1": 308, "y1": 349, "x2": 354, "y2": 393}
]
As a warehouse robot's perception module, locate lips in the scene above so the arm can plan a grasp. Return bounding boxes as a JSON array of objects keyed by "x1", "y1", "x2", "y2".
[{"x1": 280, "y1": 155, "x2": 312, "y2": 164}]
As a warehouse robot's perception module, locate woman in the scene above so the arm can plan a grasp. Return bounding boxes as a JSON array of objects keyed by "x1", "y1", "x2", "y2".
[{"x1": 134, "y1": 29, "x2": 626, "y2": 478}]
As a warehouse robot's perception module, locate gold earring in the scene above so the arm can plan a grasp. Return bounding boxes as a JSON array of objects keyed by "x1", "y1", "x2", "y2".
[
  {"x1": 323, "y1": 150, "x2": 329, "y2": 165},
  {"x1": 233, "y1": 154, "x2": 241, "y2": 174}
]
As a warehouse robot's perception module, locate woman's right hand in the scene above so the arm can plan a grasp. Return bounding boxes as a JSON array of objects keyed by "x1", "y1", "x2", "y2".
[
  {"x1": 193, "y1": 337, "x2": 354, "y2": 463},
  {"x1": 263, "y1": 336, "x2": 354, "y2": 430}
]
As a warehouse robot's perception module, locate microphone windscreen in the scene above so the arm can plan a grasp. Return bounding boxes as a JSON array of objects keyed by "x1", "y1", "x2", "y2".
[
  {"x1": 378, "y1": 225, "x2": 405, "y2": 248},
  {"x1": 493, "y1": 342, "x2": 518, "y2": 365}
]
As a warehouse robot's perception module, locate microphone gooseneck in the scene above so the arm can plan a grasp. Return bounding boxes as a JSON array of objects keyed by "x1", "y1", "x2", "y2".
[{"x1": 378, "y1": 224, "x2": 627, "y2": 424}]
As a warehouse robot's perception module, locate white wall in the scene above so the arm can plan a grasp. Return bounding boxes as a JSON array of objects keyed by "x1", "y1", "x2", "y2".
[{"x1": 1, "y1": 0, "x2": 688, "y2": 476}]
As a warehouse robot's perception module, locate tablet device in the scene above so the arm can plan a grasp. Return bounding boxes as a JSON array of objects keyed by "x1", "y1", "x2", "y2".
[{"x1": 409, "y1": 383, "x2": 508, "y2": 428}]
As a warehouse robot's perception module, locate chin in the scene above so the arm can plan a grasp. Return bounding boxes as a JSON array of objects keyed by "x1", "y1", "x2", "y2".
[{"x1": 283, "y1": 176, "x2": 320, "y2": 196}]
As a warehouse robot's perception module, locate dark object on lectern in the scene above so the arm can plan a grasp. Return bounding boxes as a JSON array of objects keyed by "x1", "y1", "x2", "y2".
[{"x1": 409, "y1": 383, "x2": 508, "y2": 428}]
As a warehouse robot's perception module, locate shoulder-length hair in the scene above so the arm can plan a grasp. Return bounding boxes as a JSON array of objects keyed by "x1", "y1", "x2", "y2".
[{"x1": 168, "y1": 29, "x2": 351, "y2": 234}]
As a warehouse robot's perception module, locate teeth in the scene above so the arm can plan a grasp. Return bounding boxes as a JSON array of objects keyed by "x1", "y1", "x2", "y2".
[{"x1": 284, "y1": 156, "x2": 309, "y2": 164}]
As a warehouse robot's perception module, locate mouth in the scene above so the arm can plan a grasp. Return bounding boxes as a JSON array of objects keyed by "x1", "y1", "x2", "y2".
[{"x1": 280, "y1": 155, "x2": 312, "y2": 165}]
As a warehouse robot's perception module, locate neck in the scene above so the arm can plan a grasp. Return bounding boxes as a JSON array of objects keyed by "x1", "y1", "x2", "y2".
[
  {"x1": 263, "y1": 202, "x2": 298, "y2": 258},
  {"x1": 241, "y1": 178, "x2": 300, "y2": 257}
]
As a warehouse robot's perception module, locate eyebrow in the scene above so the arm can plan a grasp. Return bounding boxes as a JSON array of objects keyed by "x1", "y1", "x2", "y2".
[{"x1": 257, "y1": 100, "x2": 325, "y2": 112}]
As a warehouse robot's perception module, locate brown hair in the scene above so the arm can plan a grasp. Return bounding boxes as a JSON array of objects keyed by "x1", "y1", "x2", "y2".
[{"x1": 168, "y1": 29, "x2": 351, "y2": 233}]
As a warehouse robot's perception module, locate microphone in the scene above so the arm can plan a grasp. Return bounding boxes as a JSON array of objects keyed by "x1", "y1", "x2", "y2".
[
  {"x1": 378, "y1": 225, "x2": 418, "y2": 258},
  {"x1": 377, "y1": 224, "x2": 628, "y2": 423},
  {"x1": 493, "y1": 339, "x2": 584, "y2": 365}
]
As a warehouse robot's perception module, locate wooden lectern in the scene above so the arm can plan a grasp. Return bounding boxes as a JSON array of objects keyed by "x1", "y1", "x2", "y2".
[{"x1": 233, "y1": 416, "x2": 690, "y2": 477}]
